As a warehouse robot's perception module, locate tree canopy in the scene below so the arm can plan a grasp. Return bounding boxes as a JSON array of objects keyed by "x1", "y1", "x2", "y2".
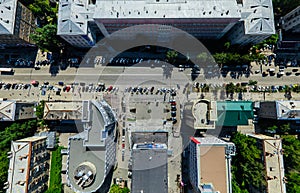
[
  {"x1": 30, "y1": 24, "x2": 61, "y2": 52},
  {"x1": 230, "y1": 132, "x2": 266, "y2": 192},
  {"x1": 281, "y1": 135, "x2": 300, "y2": 193},
  {"x1": 109, "y1": 184, "x2": 130, "y2": 193}
]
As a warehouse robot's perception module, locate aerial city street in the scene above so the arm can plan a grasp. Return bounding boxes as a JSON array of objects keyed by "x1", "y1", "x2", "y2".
[{"x1": 1, "y1": 0, "x2": 300, "y2": 193}]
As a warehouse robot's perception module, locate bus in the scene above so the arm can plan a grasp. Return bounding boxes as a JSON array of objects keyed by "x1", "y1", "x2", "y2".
[{"x1": 0, "y1": 68, "x2": 14, "y2": 75}]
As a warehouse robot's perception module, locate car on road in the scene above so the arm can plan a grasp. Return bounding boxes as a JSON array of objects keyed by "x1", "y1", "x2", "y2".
[
  {"x1": 122, "y1": 136, "x2": 125, "y2": 142},
  {"x1": 255, "y1": 70, "x2": 260, "y2": 74}
]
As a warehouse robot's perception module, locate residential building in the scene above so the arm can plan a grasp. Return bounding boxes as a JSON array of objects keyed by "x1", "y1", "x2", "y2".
[
  {"x1": 57, "y1": 0, "x2": 275, "y2": 47},
  {"x1": 216, "y1": 101, "x2": 254, "y2": 127},
  {"x1": 189, "y1": 136, "x2": 235, "y2": 193},
  {"x1": 247, "y1": 134, "x2": 286, "y2": 193},
  {"x1": 131, "y1": 143, "x2": 168, "y2": 193},
  {"x1": 0, "y1": 0, "x2": 36, "y2": 46},
  {"x1": 66, "y1": 100, "x2": 117, "y2": 193},
  {"x1": 5, "y1": 136, "x2": 50, "y2": 193},
  {"x1": 0, "y1": 100, "x2": 36, "y2": 121},
  {"x1": 192, "y1": 99, "x2": 217, "y2": 130}
]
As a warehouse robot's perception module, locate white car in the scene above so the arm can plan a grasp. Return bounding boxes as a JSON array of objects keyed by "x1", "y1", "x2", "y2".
[{"x1": 122, "y1": 136, "x2": 125, "y2": 142}]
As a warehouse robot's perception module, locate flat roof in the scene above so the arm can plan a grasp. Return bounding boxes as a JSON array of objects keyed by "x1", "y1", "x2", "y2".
[
  {"x1": 132, "y1": 143, "x2": 168, "y2": 193},
  {"x1": 193, "y1": 100, "x2": 216, "y2": 129},
  {"x1": 15, "y1": 102, "x2": 36, "y2": 120},
  {"x1": 94, "y1": 0, "x2": 241, "y2": 19},
  {"x1": 199, "y1": 146, "x2": 228, "y2": 193}
]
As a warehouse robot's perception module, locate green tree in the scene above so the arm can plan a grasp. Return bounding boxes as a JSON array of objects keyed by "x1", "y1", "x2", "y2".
[
  {"x1": 30, "y1": 24, "x2": 61, "y2": 52},
  {"x1": 109, "y1": 184, "x2": 130, "y2": 193},
  {"x1": 281, "y1": 135, "x2": 300, "y2": 192},
  {"x1": 231, "y1": 132, "x2": 266, "y2": 191},
  {"x1": 35, "y1": 100, "x2": 45, "y2": 119},
  {"x1": 166, "y1": 50, "x2": 178, "y2": 64}
]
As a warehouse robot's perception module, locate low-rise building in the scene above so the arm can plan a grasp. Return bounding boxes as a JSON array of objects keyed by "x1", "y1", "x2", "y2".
[
  {"x1": 43, "y1": 101, "x2": 84, "y2": 120},
  {"x1": 131, "y1": 143, "x2": 168, "y2": 193},
  {"x1": 247, "y1": 134, "x2": 286, "y2": 193},
  {"x1": 0, "y1": 0, "x2": 36, "y2": 46},
  {"x1": 5, "y1": 136, "x2": 50, "y2": 193},
  {"x1": 259, "y1": 101, "x2": 300, "y2": 121},
  {"x1": 0, "y1": 100, "x2": 36, "y2": 121},
  {"x1": 192, "y1": 99, "x2": 217, "y2": 130},
  {"x1": 189, "y1": 136, "x2": 235, "y2": 193},
  {"x1": 216, "y1": 101, "x2": 254, "y2": 127}
]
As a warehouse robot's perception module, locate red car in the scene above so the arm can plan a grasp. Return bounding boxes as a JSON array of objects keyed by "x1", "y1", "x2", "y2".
[
  {"x1": 108, "y1": 85, "x2": 113, "y2": 92},
  {"x1": 122, "y1": 143, "x2": 125, "y2": 149}
]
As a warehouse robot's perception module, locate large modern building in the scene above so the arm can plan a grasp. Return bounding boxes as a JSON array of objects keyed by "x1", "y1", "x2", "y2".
[
  {"x1": 0, "y1": 0, "x2": 36, "y2": 46},
  {"x1": 131, "y1": 143, "x2": 168, "y2": 193},
  {"x1": 57, "y1": 0, "x2": 275, "y2": 47},
  {"x1": 66, "y1": 100, "x2": 117, "y2": 193},
  {"x1": 247, "y1": 134, "x2": 286, "y2": 193},
  {"x1": 0, "y1": 100, "x2": 37, "y2": 121},
  {"x1": 5, "y1": 136, "x2": 50, "y2": 193},
  {"x1": 189, "y1": 136, "x2": 235, "y2": 193}
]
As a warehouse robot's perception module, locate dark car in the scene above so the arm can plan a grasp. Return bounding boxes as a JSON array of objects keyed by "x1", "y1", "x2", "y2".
[
  {"x1": 171, "y1": 106, "x2": 177, "y2": 111},
  {"x1": 171, "y1": 111, "x2": 176, "y2": 117},
  {"x1": 150, "y1": 86, "x2": 154, "y2": 93}
]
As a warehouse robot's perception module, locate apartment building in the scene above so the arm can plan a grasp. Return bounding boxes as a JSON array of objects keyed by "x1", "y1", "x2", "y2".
[{"x1": 5, "y1": 136, "x2": 50, "y2": 193}]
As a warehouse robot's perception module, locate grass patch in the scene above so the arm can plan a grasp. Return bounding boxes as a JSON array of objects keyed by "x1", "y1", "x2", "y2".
[{"x1": 45, "y1": 146, "x2": 63, "y2": 193}]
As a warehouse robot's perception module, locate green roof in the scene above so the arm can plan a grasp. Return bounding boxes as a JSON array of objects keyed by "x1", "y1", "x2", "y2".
[{"x1": 216, "y1": 101, "x2": 253, "y2": 127}]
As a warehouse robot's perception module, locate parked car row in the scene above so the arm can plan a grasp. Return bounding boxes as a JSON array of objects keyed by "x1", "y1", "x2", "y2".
[
  {"x1": 0, "y1": 82, "x2": 31, "y2": 90},
  {"x1": 125, "y1": 86, "x2": 177, "y2": 95}
]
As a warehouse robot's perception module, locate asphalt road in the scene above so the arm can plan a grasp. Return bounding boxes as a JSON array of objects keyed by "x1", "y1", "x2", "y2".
[{"x1": 2, "y1": 64, "x2": 299, "y2": 87}]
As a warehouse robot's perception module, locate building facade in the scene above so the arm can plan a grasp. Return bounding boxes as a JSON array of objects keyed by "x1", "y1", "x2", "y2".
[
  {"x1": 57, "y1": 0, "x2": 275, "y2": 47},
  {"x1": 0, "y1": 0, "x2": 36, "y2": 46},
  {"x1": 189, "y1": 136, "x2": 235, "y2": 193},
  {"x1": 5, "y1": 136, "x2": 50, "y2": 193},
  {"x1": 282, "y1": 6, "x2": 300, "y2": 33}
]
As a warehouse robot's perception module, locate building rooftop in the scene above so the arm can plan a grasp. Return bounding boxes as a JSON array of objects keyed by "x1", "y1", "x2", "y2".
[
  {"x1": 0, "y1": 100, "x2": 15, "y2": 121},
  {"x1": 15, "y1": 102, "x2": 37, "y2": 120},
  {"x1": 191, "y1": 136, "x2": 235, "y2": 193},
  {"x1": 216, "y1": 101, "x2": 253, "y2": 126},
  {"x1": 247, "y1": 134, "x2": 286, "y2": 193},
  {"x1": 6, "y1": 136, "x2": 47, "y2": 193},
  {"x1": 276, "y1": 101, "x2": 300, "y2": 120},
  {"x1": 132, "y1": 143, "x2": 168, "y2": 193},
  {"x1": 0, "y1": 0, "x2": 16, "y2": 35},
  {"x1": 241, "y1": 0, "x2": 275, "y2": 35},
  {"x1": 94, "y1": 0, "x2": 241, "y2": 19},
  {"x1": 193, "y1": 99, "x2": 217, "y2": 130},
  {"x1": 67, "y1": 100, "x2": 116, "y2": 193},
  {"x1": 43, "y1": 101, "x2": 83, "y2": 120},
  {"x1": 57, "y1": 0, "x2": 95, "y2": 35}
]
